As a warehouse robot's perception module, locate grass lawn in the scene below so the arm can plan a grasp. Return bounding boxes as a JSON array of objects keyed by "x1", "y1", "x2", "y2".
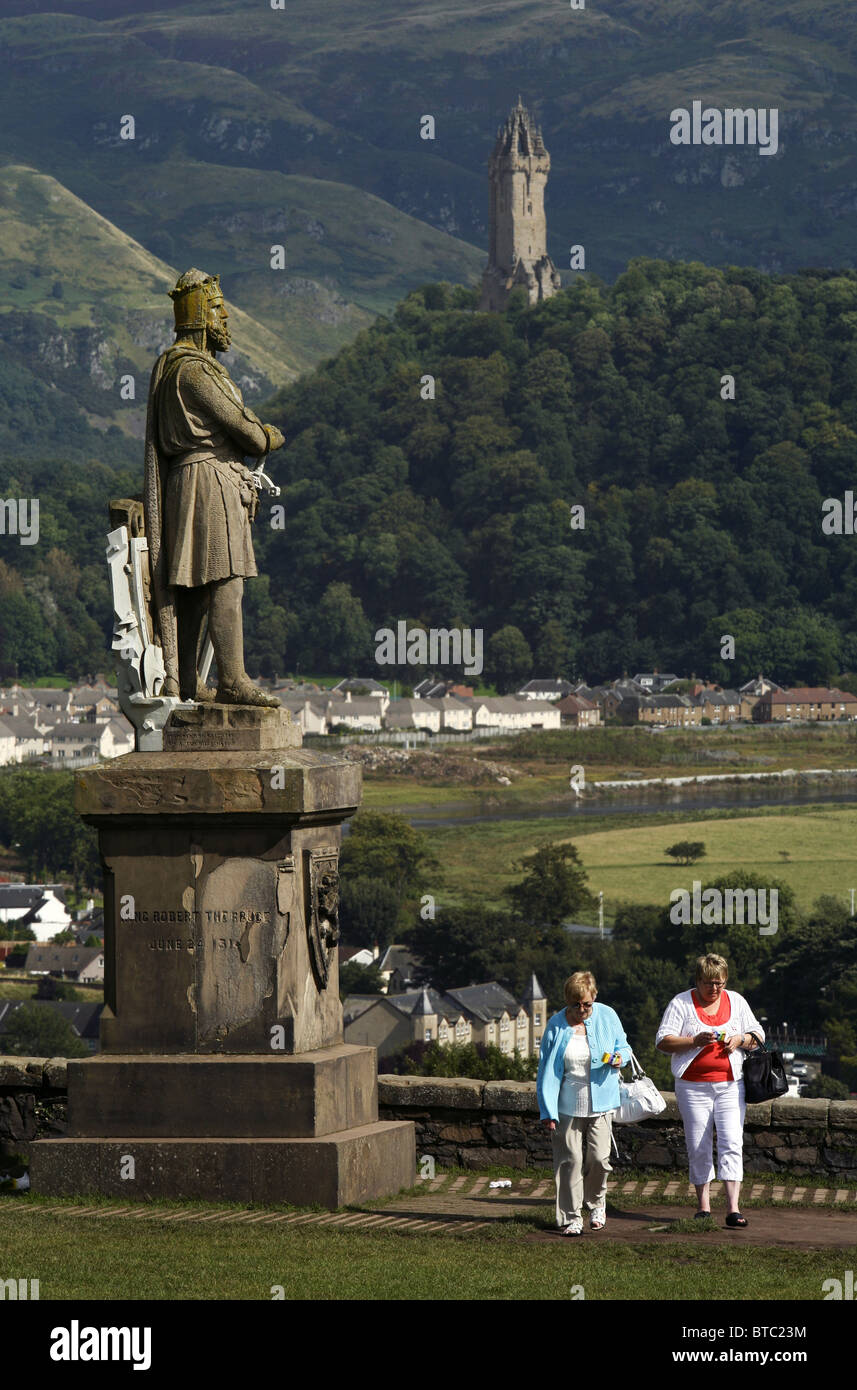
[
  {"x1": 425, "y1": 804, "x2": 857, "y2": 914},
  {"x1": 572, "y1": 808, "x2": 857, "y2": 915},
  {"x1": 1, "y1": 1201, "x2": 850, "y2": 1300}
]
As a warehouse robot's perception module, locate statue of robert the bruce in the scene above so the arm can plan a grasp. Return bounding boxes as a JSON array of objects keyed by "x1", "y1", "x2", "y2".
[{"x1": 143, "y1": 267, "x2": 283, "y2": 708}]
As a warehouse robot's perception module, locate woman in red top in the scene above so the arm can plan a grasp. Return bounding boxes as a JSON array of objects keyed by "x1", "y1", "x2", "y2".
[{"x1": 657, "y1": 954, "x2": 763, "y2": 1227}]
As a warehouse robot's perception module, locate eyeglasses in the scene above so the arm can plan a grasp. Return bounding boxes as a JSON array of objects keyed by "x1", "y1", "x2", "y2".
[{"x1": 569, "y1": 1000, "x2": 594, "y2": 1010}]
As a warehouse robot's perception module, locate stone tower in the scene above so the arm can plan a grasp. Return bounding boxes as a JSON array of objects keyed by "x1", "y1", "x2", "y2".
[{"x1": 479, "y1": 97, "x2": 562, "y2": 312}]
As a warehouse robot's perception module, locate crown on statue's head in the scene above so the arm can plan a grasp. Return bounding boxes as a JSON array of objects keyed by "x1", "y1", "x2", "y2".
[{"x1": 169, "y1": 269, "x2": 222, "y2": 332}]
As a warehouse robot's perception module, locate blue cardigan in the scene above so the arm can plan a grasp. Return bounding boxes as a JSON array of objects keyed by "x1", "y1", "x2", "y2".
[{"x1": 536, "y1": 1002, "x2": 631, "y2": 1120}]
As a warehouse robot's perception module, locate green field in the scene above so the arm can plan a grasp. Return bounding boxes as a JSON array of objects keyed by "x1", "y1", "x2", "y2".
[
  {"x1": 572, "y1": 810, "x2": 857, "y2": 915},
  {"x1": 423, "y1": 804, "x2": 857, "y2": 915}
]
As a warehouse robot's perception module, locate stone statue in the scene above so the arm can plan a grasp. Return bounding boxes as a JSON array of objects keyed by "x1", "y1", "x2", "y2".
[{"x1": 143, "y1": 268, "x2": 283, "y2": 707}]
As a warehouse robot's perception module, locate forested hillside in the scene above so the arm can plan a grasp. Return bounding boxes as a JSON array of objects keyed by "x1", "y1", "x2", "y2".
[
  {"x1": 255, "y1": 260, "x2": 857, "y2": 685},
  {"x1": 4, "y1": 259, "x2": 857, "y2": 683}
]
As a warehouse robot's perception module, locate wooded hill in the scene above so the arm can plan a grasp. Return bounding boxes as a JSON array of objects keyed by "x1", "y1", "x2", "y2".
[
  {"x1": 255, "y1": 260, "x2": 857, "y2": 686},
  {"x1": 4, "y1": 259, "x2": 857, "y2": 684}
]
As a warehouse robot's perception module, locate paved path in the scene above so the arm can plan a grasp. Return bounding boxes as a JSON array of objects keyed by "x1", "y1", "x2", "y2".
[{"x1": 3, "y1": 1175, "x2": 857, "y2": 1245}]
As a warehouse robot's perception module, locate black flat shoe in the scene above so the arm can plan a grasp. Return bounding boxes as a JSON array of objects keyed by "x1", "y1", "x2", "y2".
[
  {"x1": 694, "y1": 1210, "x2": 711, "y2": 1219},
  {"x1": 725, "y1": 1211, "x2": 748, "y2": 1228}
]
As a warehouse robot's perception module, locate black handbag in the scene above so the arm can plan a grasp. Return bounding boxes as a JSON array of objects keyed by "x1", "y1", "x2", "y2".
[{"x1": 741, "y1": 1031, "x2": 789, "y2": 1103}]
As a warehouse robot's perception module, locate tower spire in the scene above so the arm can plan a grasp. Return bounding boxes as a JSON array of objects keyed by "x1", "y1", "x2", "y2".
[{"x1": 478, "y1": 99, "x2": 562, "y2": 312}]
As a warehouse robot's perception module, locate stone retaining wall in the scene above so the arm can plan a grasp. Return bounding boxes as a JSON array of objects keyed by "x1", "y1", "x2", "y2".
[
  {"x1": 378, "y1": 1076, "x2": 857, "y2": 1178},
  {"x1": 3, "y1": 1062, "x2": 856, "y2": 1181},
  {"x1": 0, "y1": 1058, "x2": 68, "y2": 1178}
]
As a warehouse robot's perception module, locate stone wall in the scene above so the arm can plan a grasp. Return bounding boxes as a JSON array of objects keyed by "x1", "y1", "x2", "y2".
[
  {"x1": 3, "y1": 1063, "x2": 856, "y2": 1182},
  {"x1": 0, "y1": 1058, "x2": 68, "y2": 1179},
  {"x1": 378, "y1": 1076, "x2": 857, "y2": 1178}
]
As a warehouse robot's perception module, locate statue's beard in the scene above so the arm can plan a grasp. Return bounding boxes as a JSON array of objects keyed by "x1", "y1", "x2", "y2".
[{"x1": 207, "y1": 324, "x2": 231, "y2": 353}]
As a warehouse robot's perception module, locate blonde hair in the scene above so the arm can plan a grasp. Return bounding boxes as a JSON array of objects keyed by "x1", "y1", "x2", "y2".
[
  {"x1": 564, "y1": 971, "x2": 597, "y2": 1005},
  {"x1": 695, "y1": 953, "x2": 728, "y2": 984}
]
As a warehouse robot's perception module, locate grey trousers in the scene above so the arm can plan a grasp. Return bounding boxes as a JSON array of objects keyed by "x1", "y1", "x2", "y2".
[{"x1": 551, "y1": 1112, "x2": 613, "y2": 1226}]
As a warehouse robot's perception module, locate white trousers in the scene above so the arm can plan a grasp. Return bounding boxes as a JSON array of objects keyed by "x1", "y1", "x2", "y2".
[{"x1": 676, "y1": 1078, "x2": 746, "y2": 1184}]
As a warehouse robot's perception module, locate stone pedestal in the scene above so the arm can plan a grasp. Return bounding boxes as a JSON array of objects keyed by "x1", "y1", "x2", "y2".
[{"x1": 29, "y1": 734, "x2": 415, "y2": 1207}]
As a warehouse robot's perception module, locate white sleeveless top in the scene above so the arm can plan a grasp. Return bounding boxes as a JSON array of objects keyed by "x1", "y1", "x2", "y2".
[{"x1": 558, "y1": 1032, "x2": 591, "y2": 1116}]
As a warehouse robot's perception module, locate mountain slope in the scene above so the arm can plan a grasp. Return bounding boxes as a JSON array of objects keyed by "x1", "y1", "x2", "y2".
[
  {"x1": 3, "y1": 0, "x2": 856, "y2": 287},
  {"x1": 0, "y1": 165, "x2": 304, "y2": 454}
]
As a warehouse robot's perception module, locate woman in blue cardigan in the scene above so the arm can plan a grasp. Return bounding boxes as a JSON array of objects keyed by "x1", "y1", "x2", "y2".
[{"x1": 536, "y1": 971, "x2": 631, "y2": 1236}]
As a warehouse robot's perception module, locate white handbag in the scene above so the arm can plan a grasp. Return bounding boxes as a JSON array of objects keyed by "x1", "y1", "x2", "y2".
[{"x1": 613, "y1": 1050, "x2": 667, "y2": 1124}]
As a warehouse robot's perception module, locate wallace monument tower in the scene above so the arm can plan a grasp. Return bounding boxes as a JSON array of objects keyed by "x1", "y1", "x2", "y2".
[
  {"x1": 30, "y1": 270, "x2": 415, "y2": 1208},
  {"x1": 479, "y1": 98, "x2": 562, "y2": 312}
]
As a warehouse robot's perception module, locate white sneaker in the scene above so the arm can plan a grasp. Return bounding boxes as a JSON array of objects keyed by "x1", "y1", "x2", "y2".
[
  {"x1": 561, "y1": 1217, "x2": 583, "y2": 1236},
  {"x1": 589, "y1": 1203, "x2": 606, "y2": 1230}
]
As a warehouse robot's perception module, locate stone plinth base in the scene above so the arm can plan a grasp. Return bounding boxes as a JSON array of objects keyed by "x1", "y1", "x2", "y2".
[
  {"x1": 163, "y1": 704, "x2": 301, "y2": 752},
  {"x1": 66, "y1": 1048, "x2": 378, "y2": 1139},
  {"x1": 75, "y1": 748, "x2": 360, "y2": 1055},
  {"x1": 29, "y1": 1121, "x2": 416, "y2": 1209}
]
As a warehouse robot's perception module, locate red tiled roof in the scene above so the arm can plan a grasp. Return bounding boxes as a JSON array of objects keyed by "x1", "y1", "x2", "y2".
[
  {"x1": 556, "y1": 695, "x2": 596, "y2": 712},
  {"x1": 763, "y1": 687, "x2": 857, "y2": 704}
]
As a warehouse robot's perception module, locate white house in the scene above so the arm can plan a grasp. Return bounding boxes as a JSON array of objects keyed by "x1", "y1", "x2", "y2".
[
  {"x1": 325, "y1": 696, "x2": 385, "y2": 732},
  {"x1": 517, "y1": 679, "x2": 574, "y2": 701},
  {"x1": 99, "y1": 719, "x2": 134, "y2": 758},
  {"x1": 0, "y1": 885, "x2": 73, "y2": 943},
  {"x1": 25, "y1": 943, "x2": 105, "y2": 982},
  {"x1": 278, "y1": 697, "x2": 329, "y2": 736},
  {"x1": 0, "y1": 719, "x2": 17, "y2": 767},
  {"x1": 435, "y1": 696, "x2": 474, "y2": 731},
  {"x1": 0, "y1": 715, "x2": 45, "y2": 764},
  {"x1": 473, "y1": 698, "x2": 561, "y2": 731}
]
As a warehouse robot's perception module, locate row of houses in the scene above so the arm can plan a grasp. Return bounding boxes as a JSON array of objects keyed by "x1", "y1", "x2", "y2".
[
  {"x1": 0, "y1": 678, "x2": 132, "y2": 766},
  {"x1": 3, "y1": 670, "x2": 854, "y2": 760},
  {"x1": 344, "y1": 974, "x2": 548, "y2": 1060},
  {"x1": 278, "y1": 689, "x2": 563, "y2": 735},
  {"x1": 562, "y1": 675, "x2": 857, "y2": 727}
]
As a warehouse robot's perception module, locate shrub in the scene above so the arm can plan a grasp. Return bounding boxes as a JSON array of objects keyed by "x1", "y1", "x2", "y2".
[{"x1": 379, "y1": 1039, "x2": 537, "y2": 1081}]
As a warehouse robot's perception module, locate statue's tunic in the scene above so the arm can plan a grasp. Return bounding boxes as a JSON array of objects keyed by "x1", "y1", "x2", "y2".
[{"x1": 152, "y1": 345, "x2": 269, "y2": 587}]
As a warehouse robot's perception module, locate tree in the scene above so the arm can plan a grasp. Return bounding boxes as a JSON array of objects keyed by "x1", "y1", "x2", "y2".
[
  {"x1": 504, "y1": 843, "x2": 595, "y2": 926},
  {"x1": 803, "y1": 1074, "x2": 850, "y2": 1099},
  {"x1": 665, "y1": 841, "x2": 707, "y2": 866},
  {"x1": 339, "y1": 811, "x2": 437, "y2": 901},
  {"x1": 34, "y1": 976, "x2": 78, "y2": 1001},
  {"x1": 313, "y1": 581, "x2": 372, "y2": 670},
  {"x1": 407, "y1": 905, "x2": 519, "y2": 994},
  {"x1": 339, "y1": 875, "x2": 402, "y2": 950},
  {"x1": 0, "y1": 1003, "x2": 89, "y2": 1057},
  {"x1": 339, "y1": 960, "x2": 385, "y2": 999},
  {"x1": 486, "y1": 625, "x2": 533, "y2": 693},
  {"x1": 379, "y1": 1039, "x2": 537, "y2": 1081},
  {"x1": 534, "y1": 618, "x2": 568, "y2": 676}
]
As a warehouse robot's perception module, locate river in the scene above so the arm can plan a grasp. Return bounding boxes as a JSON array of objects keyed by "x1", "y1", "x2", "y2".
[{"x1": 397, "y1": 781, "x2": 857, "y2": 828}]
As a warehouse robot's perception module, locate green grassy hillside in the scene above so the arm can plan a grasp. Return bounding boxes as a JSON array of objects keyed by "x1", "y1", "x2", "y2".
[{"x1": 0, "y1": 165, "x2": 299, "y2": 458}]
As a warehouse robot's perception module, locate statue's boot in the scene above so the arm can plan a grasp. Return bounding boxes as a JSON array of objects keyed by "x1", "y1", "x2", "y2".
[
  {"x1": 209, "y1": 575, "x2": 280, "y2": 709},
  {"x1": 217, "y1": 677, "x2": 280, "y2": 708}
]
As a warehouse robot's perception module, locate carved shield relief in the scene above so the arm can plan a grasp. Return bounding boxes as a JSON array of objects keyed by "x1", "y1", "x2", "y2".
[{"x1": 306, "y1": 847, "x2": 340, "y2": 989}]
